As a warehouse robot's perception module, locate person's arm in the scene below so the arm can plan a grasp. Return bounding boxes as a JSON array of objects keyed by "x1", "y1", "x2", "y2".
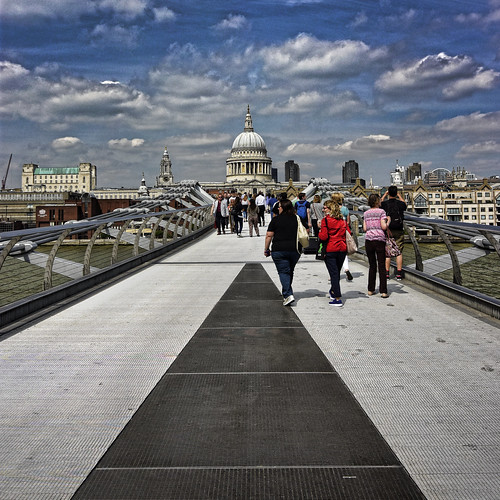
[
  {"x1": 397, "y1": 192, "x2": 404, "y2": 202},
  {"x1": 264, "y1": 231, "x2": 274, "y2": 256},
  {"x1": 307, "y1": 207, "x2": 312, "y2": 228},
  {"x1": 381, "y1": 215, "x2": 390, "y2": 231}
]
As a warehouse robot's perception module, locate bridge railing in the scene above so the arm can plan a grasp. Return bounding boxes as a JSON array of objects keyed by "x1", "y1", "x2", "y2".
[
  {"x1": 0, "y1": 205, "x2": 213, "y2": 329},
  {"x1": 349, "y1": 211, "x2": 500, "y2": 318}
]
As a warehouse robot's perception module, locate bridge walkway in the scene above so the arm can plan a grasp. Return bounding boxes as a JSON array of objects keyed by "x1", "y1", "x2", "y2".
[{"x1": 0, "y1": 215, "x2": 499, "y2": 499}]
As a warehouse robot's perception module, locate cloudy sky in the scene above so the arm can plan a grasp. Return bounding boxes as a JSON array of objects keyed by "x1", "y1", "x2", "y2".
[{"x1": 1, "y1": 0, "x2": 500, "y2": 189}]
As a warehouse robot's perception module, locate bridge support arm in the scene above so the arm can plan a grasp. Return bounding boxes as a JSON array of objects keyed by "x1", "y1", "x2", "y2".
[{"x1": 431, "y1": 223, "x2": 462, "y2": 286}]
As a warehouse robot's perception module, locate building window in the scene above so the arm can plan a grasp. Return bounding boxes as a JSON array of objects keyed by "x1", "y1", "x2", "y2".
[
  {"x1": 431, "y1": 208, "x2": 436, "y2": 213},
  {"x1": 464, "y1": 208, "x2": 468, "y2": 212},
  {"x1": 472, "y1": 215, "x2": 477, "y2": 220},
  {"x1": 438, "y1": 208, "x2": 443, "y2": 213},
  {"x1": 472, "y1": 208, "x2": 476, "y2": 212},
  {"x1": 464, "y1": 216, "x2": 469, "y2": 220},
  {"x1": 481, "y1": 215, "x2": 486, "y2": 220},
  {"x1": 478, "y1": 193, "x2": 482, "y2": 197}
]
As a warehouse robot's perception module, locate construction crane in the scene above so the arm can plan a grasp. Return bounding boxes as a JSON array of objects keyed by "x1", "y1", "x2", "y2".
[{"x1": 1, "y1": 154, "x2": 12, "y2": 191}]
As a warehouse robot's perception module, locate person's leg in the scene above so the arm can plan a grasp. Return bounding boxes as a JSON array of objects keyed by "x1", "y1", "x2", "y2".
[
  {"x1": 288, "y1": 251, "x2": 300, "y2": 290},
  {"x1": 215, "y1": 213, "x2": 222, "y2": 234},
  {"x1": 375, "y1": 241, "x2": 388, "y2": 294},
  {"x1": 272, "y1": 251, "x2": 293, "y2": 298},
  {"x1": 342, "y1": 254, "x2": 353, "y2": 281},
  {"x1": 365, "y1": 239, "x2": 377, "y2": 293},
  {"x1": 325, "y1": 253, "x2": 341, "y2": 298},
  {"x1": 311, "y1": 219, "x2": 319, "y2": 237}
]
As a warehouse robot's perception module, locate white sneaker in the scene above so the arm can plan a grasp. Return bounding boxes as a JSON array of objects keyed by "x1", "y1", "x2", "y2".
[{"x1": 283, "y1": 295, "x2": 295, "y2": 306}]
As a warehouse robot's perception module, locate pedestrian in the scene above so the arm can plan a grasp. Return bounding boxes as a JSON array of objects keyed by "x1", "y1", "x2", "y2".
[
  {"x1": 232, "y1": 196, "x2": 244, "y2": 237},
  {"x1": 363, "y1": 193, "x2": 390, "y2": 298},
  {"x1": 210, "y1": 193, "x2": 229, "y2": 235},
  {"x1": 318, "y1": 199, "x2": 351, "y2": 307},
  {"x1": 381, "y1": 185, "x2": 407, "y2": 280},
  {"x1": 272, "y1": 192, "x2": 288, "y2": 217},
  {"x1": 295, "y1": 192, "x2": 311, "y2": 231},
  {"x1": 223, "y1": 192, "x2": 230, "y2": 232},
  {"x1": 264, "y1": 199, "x2": 301, "y2": 306},
  {"x1": 310, "y1": 194, "x2": 323, "y2": 236},
  {"x1": 267, "y1": 193, "x2": 278, "y2": 218},
  {"x1": 247, "y1": 198, "x2": 260, "y2": 236},
  {"x1": 241, "y1": 193, "x2": 249, "y2": 221},
  {"x1": 330, "y1": 192, "x2": 353, "y2": 281},
  {"x1": 256, "y1": 191, "x2": 266, "y2": 226}
]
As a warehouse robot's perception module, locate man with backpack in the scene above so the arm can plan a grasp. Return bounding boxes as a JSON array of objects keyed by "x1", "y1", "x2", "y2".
[
  {"x1": 295, "y1": 192, "x2": 311, "y2": 230},
  {"x1": 381, "y1": 185, "x2": 407, "y2": 280}
]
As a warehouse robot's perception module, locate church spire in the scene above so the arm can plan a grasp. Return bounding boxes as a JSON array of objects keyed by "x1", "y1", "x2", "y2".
[{"x1": 244, "y1": 104, "x2": 254, "y2": 132}]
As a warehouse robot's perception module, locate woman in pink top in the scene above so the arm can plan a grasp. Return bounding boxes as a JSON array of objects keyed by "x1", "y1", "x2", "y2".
[{"x1": 363, "y1": 193, "x2": 390, "y2": 298}]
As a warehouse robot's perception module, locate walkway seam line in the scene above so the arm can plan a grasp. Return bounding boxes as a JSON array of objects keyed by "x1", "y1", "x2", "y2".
[{"x1": 95, "y1": 465, "x2": 405, "y2": 471}]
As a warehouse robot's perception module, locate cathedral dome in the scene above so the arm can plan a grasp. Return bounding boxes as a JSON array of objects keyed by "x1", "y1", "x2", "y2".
[
  {"x1": 230, "y1": 106, "x2": 267, "y2": 154},
  {"x1": 226, "y1": 105, "x2": 273, "y2": 184}
]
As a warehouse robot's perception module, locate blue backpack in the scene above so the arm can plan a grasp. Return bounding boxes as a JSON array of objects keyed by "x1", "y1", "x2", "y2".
[{"x1": 296, "y1": 200, "x2": 308, "y2": 219}]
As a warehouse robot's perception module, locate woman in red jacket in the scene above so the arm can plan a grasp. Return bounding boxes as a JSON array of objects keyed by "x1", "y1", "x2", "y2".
[{"x1": 318, "y1": 199, "x2": 351, "y2": 307}]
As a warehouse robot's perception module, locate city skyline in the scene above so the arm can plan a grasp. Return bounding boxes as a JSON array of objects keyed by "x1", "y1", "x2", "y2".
[{"x1": 1, "y1": 0, "x2": 500, "y2": 189}]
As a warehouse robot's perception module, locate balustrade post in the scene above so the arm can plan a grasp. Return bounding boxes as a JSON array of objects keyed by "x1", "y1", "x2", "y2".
[
  {"x1": 0, "y1": 236, "x2": 22, "y2": 273},
  {"x1": 44, "y1": 228, "x2": 72, "y2": 290},
  {"x1": 150, "y1": 214, "x2": 166, "y2": 250},
  {"x1": 431, "y1": 223, "x2": 462, "y2": 285},
  {"x1": 134, "y1": 216, "x2": 153, "y2": 257},
  {"x1": 162, "y1": 213, "x2": 176, "y2": 245},
  {"x1": 111, "y1": 220, "x2": 132, "y2": 264},
  {"x1": 478, "y1": 229, "x2": 500, "y2": 258},
  {"x1": 83, "y1": 223, "x2": 107, "y2": 276},
  {"x1": 404, "y1": 222, "x2": 423, "y2": 272}
]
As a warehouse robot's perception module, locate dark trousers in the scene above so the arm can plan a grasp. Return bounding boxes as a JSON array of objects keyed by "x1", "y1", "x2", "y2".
[
  {"x1": 365, "y1": 239, "x2": 387, "y2": 294},
  {"x1": 325, "y1": 251, "x2": 346, "y2": 298},
  {"x1": 233, "y1": 215, "x2": 243, "y2": 234},
  {"x1": 215, "y1": 212, "x2": 225, "y2": 233},
  {"x1": 311, "y1": 219, "x2": 319, "y2": 237},
  {"x1": 258, "y1": 205, "x2": 265, "y2": 225}
]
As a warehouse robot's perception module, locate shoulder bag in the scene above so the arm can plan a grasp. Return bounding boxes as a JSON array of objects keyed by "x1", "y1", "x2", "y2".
[
  {"x1": 385, "y1": 227, "x2": 401, "y2": 257},
  {"x1": 296, "y1": 215, "x2": 310, "y2": 251},
  {"x1": 345, "y1": 223, "x2": 357, "y2": 255}
]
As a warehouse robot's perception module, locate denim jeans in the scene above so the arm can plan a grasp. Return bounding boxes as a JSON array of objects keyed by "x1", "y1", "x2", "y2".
[
  {"x1": 325, "y1": 251, "x2": 346, "y2": 298},
  {"x1": 272, "y1": 250, "x2": 301, "y2": 298}
]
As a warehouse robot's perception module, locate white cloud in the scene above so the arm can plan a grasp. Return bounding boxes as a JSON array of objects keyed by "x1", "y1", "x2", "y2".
[
  {"x1": 435, "y1": 111, "x2": 500, "y2": 136},
  {"x1": 214, "y1": 14, "x2": 249, "y2": 30},
  {"x1": 351, "y1": 11, "x2": 368, "y2": 27},
  {"x1": 456, "y1": 141, "x2": 500, "y2": 157},
  {"x1": 0, "y1": 0, "x2": 150, "y2": 20},
  {"x1": 52, "y1": 137, "x2": 83, "y2": 149},
  {"x1": 153, "y1": 7, "x2": 176, "y2": 22},
  {"x1": 376, "y1": 52, "x2": 500, "y2": 100},
  {"x1": 261, "y1": 90, "x2": 367, "y2": 115},
  {"x1": 90, "y1": 24, "x2": 141, "y2": 47},
  {"x1": 259, "y1": 33, "x2": 388, "y2": 79},
  {"x1": 108, "y1": 138, "x2": 145, "y2": 148}
]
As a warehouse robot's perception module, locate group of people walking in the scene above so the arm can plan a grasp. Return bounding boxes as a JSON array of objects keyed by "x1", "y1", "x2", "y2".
[
  {"x1": 260, "y1": 187, "x2": 406, "y2": 307},
  {"x1": 211, "y1": 190, "x2": 277, "y2": 237}
]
